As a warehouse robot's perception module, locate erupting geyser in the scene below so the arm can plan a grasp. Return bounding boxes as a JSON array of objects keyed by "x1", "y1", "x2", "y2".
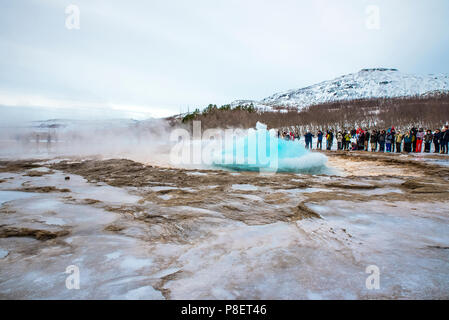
[{"x1": 213, "y1": 123, "x2": 329, "y2": 174}]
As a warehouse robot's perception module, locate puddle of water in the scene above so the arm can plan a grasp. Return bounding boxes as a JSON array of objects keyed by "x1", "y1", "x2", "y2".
[
  {"x1": 149, "y1": 186, "x2": 178, "y2": 192},
  {"x1": 0, "y1": 249, "x2": 8, "y2": 259},
  {"x1": 122, "y1": 286, "x2": 164, "y2": 300},
  {"x1": 120, "y1": 256, "x2": 153, "y2": 271},
  {"x1": 232, "y1": 184, "x2": 258, "y2": 191},
  {"x1": 186, "y1": 172, "x2": 208, "y2": 176},
  {"x1": 288, "y1": 188, "x2": 332, "y2": 194},
  {"x1": 105, "y1": 251, "x2": 122, "y2": 260},
  {"x1": 422, "y1": 159, "x2": 449, "y2": 167},
  {"x1": 0, "y1": 191, "x2": 39, "y2": 206},
  {"x1": 39, "y1": 217, "x2": 66, "y2": 226},
  {"x1": 235, "y1": 194, "x2": 264, "y2": 201},
  {"x1": 355, "y1": 188, "x2": 404, "y2": 195},
  {"x1": 27, "y1": 167, "x2": 51, "y2": 173}
]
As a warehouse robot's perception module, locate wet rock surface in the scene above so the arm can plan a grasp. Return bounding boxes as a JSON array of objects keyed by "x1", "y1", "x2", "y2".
[{"x1": 0, "y1": 152, "x2": 448, "y2": 299}]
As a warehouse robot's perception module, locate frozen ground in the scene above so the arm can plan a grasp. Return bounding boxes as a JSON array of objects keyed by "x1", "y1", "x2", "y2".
[{"x1": 0, "y1": 152, "x2": 448, "y2": 299}]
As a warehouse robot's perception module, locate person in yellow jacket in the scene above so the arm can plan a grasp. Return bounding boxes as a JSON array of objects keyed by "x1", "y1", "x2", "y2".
[
  {"x1": 395, "y1": 131, "x2": 403, "y2": 153},
  {"x1": 344, "y1": 132, "x2": 351, "y2": 150}
]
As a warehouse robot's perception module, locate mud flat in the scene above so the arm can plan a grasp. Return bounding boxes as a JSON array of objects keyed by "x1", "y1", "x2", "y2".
[{"x1": 0, "y1": 152, "x2": 448, "y2": 299}]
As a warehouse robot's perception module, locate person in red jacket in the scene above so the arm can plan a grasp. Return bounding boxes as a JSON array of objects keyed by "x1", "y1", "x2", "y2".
[{"x1": 416, "y1": 128, "x2": 425, "y2": 153}]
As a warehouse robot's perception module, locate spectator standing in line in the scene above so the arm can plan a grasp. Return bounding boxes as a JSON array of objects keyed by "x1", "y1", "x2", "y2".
[
  {"x1": 326, "y1": 131, "x2": 334, "y2": 150},
  {"x1": 364, "y1": 129, "x2": 370, "y2": 151},
  {"x1": 390, "y1": 127, "x2": 396, "y2": 152},
  {"x1": 441, "y1": 126, "x2": 449, "y2": 154},
  {"x1": 416, "y1": 128, "x2": 425, "y2": 153},
  {"x1": 424, "y1": 130, "x2": 433, "y2": 153},
  {"x1": 370, "y1": 129, "x2": 378, "y2": 152},
  {"x1": 433, "y1": 129, "x2": 441, "y2": 153},
  {"x1": 304, "y1": 131, "x2": 314, "y2": 150},
  {"x1": 378, "y1": 130, "x2": 386, "y2": 152},
  {"x1": 317, "y1": 130, "x2": 323, "y2": 150},
  {"x1": 395, "y1": 130, "x2": 403, "y2": 153},
  {"x1": 411, "y1": 127, "x2": 418, "y2": 152},
  {"x1": 344, "y1": 131, "x2": 351, "y2": 150},
  {"x1": 403, "y1": 131, "x2": 413, "y2": 153},
  {"x1": 385, "y1": 129, "x2": 394, "y2": 153},
  {"x1": 337, "y1": 131, "x2": 343, "y2": 150}
]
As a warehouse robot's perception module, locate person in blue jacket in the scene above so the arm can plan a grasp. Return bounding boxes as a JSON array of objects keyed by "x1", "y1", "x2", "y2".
[
  {"x1": 316, "y1": 130, "x2": 323, "y2": 150},
  {"x1": 304, "y1": 131, "x2": 314, "y2": 150},
  {"x1": 441, "y1": 126, "x2": 449, "y2": 154}
]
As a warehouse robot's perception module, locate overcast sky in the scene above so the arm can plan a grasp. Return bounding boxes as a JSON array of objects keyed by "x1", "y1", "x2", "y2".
[{"x1": 1, "y1": 0, "x2": 449, "y2": 121}]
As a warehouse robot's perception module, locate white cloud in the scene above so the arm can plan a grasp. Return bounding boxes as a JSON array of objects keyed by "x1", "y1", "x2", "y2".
[{"x1": 0, "y1": 0, "x2": 448, "y2": 120}]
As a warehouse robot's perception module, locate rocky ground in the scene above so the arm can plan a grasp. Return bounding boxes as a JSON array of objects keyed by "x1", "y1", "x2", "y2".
[{"x1": 0, "y1": 151, "x2": 448, "y2": 299}]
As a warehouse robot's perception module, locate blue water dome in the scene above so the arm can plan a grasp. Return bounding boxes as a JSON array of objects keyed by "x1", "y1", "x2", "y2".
[{"x1": 213, "y1": 122, "x2": 328, "y2": 174}]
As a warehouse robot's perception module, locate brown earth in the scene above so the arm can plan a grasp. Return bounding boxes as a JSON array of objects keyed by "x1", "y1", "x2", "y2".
[
  {"x1": 0, "y1": 226, "x2": 70, "y2": 241},
  {"x1": 15, "y1": 186, "x2": 71, "y2": 193},
  {"x1": 1, "y1": 152, "x2": 447, "y2": 245}
]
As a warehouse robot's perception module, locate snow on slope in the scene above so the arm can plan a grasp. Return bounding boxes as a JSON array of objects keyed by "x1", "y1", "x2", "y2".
[
  {"x1": 228, "y1": 99, "x2": 268, "y2": 110},
  {"x1": 233, "y1": 68, "x2": 449, "y2": 111}
]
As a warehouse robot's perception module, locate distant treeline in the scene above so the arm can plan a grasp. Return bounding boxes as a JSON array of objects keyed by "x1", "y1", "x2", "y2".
[
  {"x1": 168, "y1": 93, "x2": 449, "y2": 133},
  {"x1": 179, "y1": 103, "x2": 257, "y2": 123}
]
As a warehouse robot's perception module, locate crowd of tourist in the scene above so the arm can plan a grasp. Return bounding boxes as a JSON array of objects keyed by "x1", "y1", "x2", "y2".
[{"x1": 278, "y1": 125, "x2": 449, "y2": 154}]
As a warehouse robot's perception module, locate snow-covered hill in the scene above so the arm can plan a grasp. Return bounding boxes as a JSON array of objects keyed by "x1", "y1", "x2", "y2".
[{"x1": 233, "y1": 68, "x2": 449, "y2": 111}]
